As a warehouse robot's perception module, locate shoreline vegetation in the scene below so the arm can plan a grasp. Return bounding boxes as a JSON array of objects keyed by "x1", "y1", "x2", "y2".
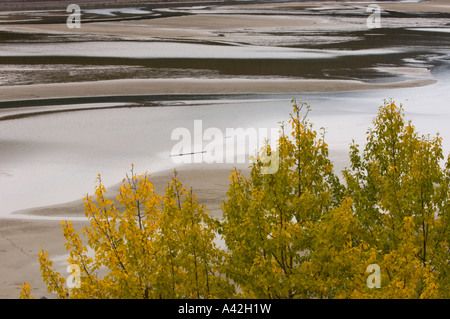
[
  {"x1": 0, "y1": 0, "x2": 449, "y2": 299},
  {"x1": 18, "y1": 100, "x2": 450, "y2": 299}
]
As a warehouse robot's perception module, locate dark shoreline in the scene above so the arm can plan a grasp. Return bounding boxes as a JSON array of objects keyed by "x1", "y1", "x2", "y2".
[
  {"x1": 0, "y1": 0, "x2": 425, "y2": 12},
  {"x1": 0, "y1": 0, "x2": 282, "y2": 12},
  {"x1": 0, "y1": 0, "x2": 220, "y2": 11}
]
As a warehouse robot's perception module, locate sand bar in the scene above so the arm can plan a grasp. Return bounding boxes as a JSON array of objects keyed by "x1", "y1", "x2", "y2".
[
  {"x1": 0, "y1": 78, "x2": 437, "y2": 103},
  {"x1": 0, "y1": 13, "x2": 355, "y2": 40}
]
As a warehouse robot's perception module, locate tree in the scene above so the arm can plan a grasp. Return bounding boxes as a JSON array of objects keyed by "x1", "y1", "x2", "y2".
[
  {"x1": 20, "y1": 100, "x2": 449, "y2": 299},
  {"x1": 343, "y1": 99, "x2": 448, "y2": 298},
  {"x1": 220, "y1": 99, "x2": 448, "y2": 298},
  {"x1": 219, "y1": 100, "x2": 372, "y2": 298},
  {"x1": 22, "y1": 167, "x2": 233, "y2": 299}
]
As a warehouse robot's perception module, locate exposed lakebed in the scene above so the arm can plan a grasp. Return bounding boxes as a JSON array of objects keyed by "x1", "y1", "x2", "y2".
[{"x1": 0, "y1": 1, "x2": 449, "y2": 218}]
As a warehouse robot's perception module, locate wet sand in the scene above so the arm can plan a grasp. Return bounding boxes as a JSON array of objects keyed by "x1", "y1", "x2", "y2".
[{"x1": 0, "y1": 77, "x2": 437, "y2": 103}]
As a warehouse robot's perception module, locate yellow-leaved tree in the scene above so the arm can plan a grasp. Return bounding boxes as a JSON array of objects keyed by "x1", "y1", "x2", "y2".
[
  {"x1": 343, "y1": 100, "x2": 449, "y2": 298},
  {"x1": 220, "y1": 100, "x2": 375, "y2": 298},
  {"x1": 22, "y1": 168, "x2": 234, "y2": 299}
]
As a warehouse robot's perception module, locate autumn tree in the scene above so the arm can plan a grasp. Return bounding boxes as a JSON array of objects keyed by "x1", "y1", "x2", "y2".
[
  {"x1": 220, "y1": 99, "x2": 448, "y2": 299},
  {"x1": 219, "y1": 100, "x2": 373, "y2": 298},
  {"x1": 22, "y1": 167, "x2": 233, "y2": 299},
  {"x1": 343, "y1": 100, "x2": 448, "y2": 298},
  {"x1": 20, "y1": 99, "x2": 449, "y2": 299}
]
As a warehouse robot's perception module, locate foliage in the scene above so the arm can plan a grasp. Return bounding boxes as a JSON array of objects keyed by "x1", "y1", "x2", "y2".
[
  {"x1": 20, "y1": 100, "x2": 449, "y2": 299},
  {"x1": 220, "y1": 100, "x2": 367, "y2": 298},
  {"x1": 343, "y1": 100, "x2": 449, "y2": 298},
  {"x1": 24, "y1": 168, "x2": 232, "y2": 299}
]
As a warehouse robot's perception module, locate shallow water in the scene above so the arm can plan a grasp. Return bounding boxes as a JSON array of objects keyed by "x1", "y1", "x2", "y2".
[
  {"x1": 1, "y1": 66, "x2": 450, "y2": 219},
  {"x1": 0, "y1": 1, "x2": 449, "y2": 219}
]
